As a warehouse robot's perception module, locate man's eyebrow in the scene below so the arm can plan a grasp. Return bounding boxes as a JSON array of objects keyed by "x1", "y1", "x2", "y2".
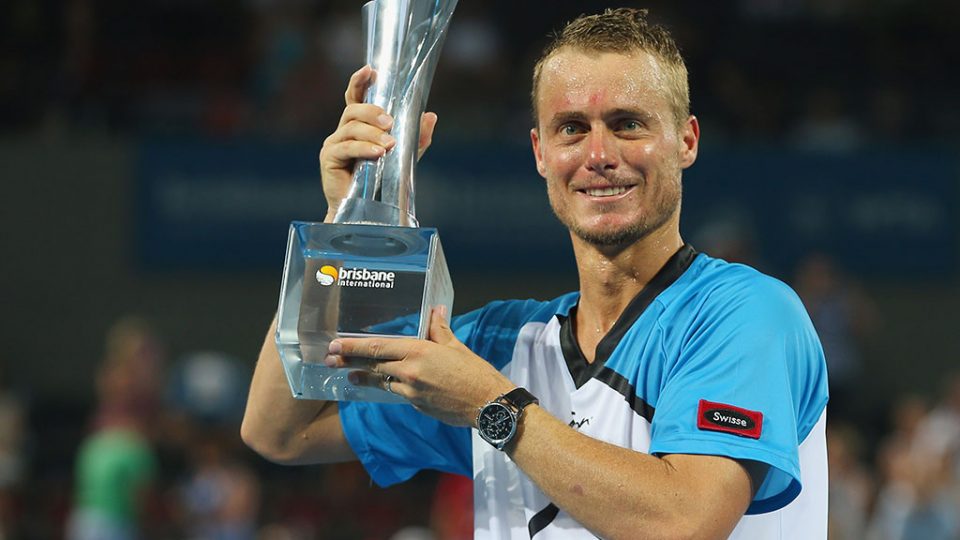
[
  {"x1": 547, "y1": 111, "x2": 588, "y2": 128},
  {"x1": 604, "y1": 108, "x2": 656, "y2": 123},
  {"x1": 547, "y1": 108, "x2": 657, "y2": 129}
]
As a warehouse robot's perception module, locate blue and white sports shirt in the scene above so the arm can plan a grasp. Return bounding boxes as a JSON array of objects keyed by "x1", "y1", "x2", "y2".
[{"x1": 340, "y1": 245, "x2": 829, "y2": 539}]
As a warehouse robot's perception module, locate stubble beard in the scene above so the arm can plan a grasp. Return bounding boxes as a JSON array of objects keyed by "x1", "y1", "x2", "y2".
[{"x1": 552, "y1": 175, "x2": 682, "y2": 248}]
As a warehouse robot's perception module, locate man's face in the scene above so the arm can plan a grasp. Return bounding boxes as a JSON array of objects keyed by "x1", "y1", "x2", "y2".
[{"x1": 531, "y1": 48, "x2": 699, "y2": 247}]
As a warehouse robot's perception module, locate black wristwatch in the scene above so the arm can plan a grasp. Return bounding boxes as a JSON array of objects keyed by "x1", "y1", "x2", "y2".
[{"x1": 476, "y1": 387, "x2": 539, "y2": 451}]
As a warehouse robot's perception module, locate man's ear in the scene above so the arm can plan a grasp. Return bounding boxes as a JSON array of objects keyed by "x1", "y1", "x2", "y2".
[
  {"x1": 531, "y1": 127, "x2": 547, "y2": 178},
  {"x1": 679, "y1": 115, "x2": 700, "y2": 169}
]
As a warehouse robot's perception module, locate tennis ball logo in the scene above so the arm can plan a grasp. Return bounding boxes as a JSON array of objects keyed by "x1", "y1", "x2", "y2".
[{"x1": 316, "y1": 265, "x2": 338, "y2": 286}]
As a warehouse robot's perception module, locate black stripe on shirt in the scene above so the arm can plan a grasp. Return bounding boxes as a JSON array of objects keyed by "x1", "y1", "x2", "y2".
[
  {"x1": 594, "y1": 366, "x2": 656, "y2": 423},
  {"x1": 528, "y1": 503, "x2": 560, "y2": 538}
]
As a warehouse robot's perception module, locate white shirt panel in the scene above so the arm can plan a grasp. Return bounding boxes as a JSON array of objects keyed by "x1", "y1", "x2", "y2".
[{"x1": 728, "y1": 408, "x2": 829, "y2": 540}]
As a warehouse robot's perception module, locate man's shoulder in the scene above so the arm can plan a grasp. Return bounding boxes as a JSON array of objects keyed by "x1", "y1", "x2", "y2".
[
  {"x1": 658, "y1": 253, "x2": 812, "y2": 333},
  {"x1": 683, "y1": 254, "x2": 803, "y2": 310}
]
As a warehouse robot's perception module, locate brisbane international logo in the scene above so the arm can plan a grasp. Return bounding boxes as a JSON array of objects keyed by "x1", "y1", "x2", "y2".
[
  {"x1": 316, "y1": 265, "x2": 396, "y2": 289},
  {"x1": 316, "y1": 265, "x2": 338, "y2": 286}
]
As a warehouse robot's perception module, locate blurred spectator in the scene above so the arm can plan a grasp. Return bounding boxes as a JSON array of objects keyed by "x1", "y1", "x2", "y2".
[
  {"x1": 867, "y1": 394, "x2": 960, "y2": 540},
  {"x1": 867, "y1": 395, "x2": 926, "y2": 540},
  {"x1": 794, "y1": 252, "x2": 878, "y2": 422},
  {"x1": 65, "y1": 317, "x2": 165, "y2": 540},
  {"x1": 175, "y1": 430, "x2": 261, "y2": 540},
  {"x1": 868, "y1": 447, "x2": 959, "y2": 540},
  {"x1": 913, "y1": 372, "x2": 960, "y2": 479},
  {"x1": 163, "y1": 351, "x2": 258, "y2": 539},
  {"x1": 827, "y1": 423, "x2": 873, "y2": 540}
]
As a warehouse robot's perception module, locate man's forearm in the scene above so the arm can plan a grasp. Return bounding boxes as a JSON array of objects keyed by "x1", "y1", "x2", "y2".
[
  {"x1": 240, "y1": 317, "x2": 354, "y2": 465},
  {"x1": 506, "y1": 406, "x2": 752, "y2": 540}
]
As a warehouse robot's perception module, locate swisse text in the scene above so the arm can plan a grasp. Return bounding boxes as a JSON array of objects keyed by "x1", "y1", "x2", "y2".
[{"x1": 707, "y1": 409, "x2": 753, "y2": 429}]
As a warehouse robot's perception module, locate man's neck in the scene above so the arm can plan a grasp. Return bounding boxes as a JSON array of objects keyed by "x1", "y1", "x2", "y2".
[{"x1": 571, "y1": 225, "x2": 683, "y2": 363}]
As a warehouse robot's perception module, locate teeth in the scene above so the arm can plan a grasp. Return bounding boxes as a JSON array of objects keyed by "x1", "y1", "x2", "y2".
[{"x1": 585, "y1": 186, "x2": 628, "y2": 197}]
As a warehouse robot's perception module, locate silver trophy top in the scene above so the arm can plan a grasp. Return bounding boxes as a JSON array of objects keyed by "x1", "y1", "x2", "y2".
[{"x1": 333, "y1": 0, "x2": 458, "y2": 228}]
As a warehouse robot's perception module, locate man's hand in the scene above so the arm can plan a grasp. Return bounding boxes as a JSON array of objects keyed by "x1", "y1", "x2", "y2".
[
  {"x1": 319, "y1": 65, "x2": 439, "y2": 222},
  {"x1": 323, "y1": 307, "x2": 515, "y2": 426}
]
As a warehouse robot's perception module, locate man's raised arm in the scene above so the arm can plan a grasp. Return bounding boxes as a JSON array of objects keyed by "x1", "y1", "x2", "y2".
[{"x1": 241, "y1": 65, "x2": 438, "y2": 465}]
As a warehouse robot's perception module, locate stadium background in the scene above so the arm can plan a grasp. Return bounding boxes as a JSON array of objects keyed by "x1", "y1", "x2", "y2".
[{"x1": 1, "y1": 0, "x2": 958, "y2": 538}]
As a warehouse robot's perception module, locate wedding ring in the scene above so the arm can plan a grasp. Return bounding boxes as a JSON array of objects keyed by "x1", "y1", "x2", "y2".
[{"x1": 384, "y1": 375, "x2": 395, "y2": 394}]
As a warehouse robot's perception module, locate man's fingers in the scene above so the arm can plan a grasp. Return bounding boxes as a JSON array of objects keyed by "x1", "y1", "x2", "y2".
[
  {"x1": 320, "y1": 139, "x2": 387, "y2": 168},
  {"x1": 329, "y1": 337, "x2": 415, "y2": 362},
  {"x1": 327, "y1": 119, "x2": 396, "y2": 149},
  {"x1": 323, "y1": 353, "x2": 377, "y2": 370},
  {"x1": 345, "y1": 65, "x2": 376, "y2": 105},
  {"x1": 321, "y1": 116, "x2": 396, "y2": 167},
  {"x1": 346, "y1": 370, "x2": 405, "y2": 394},
  {"x1": 428, "y1": 305, "x2": 456, "y2": 346},
  {"x1": 417, "y1": 112, "x2": 438, "y2": 160},
  {"x1": 336, "y1": 103, "x2": 393, "y2": 132}
]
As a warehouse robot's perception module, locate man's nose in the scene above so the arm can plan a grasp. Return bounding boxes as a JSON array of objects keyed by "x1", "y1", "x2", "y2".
[{"x1": 585, "y1": 127, "x2": 619, "y2": 173}]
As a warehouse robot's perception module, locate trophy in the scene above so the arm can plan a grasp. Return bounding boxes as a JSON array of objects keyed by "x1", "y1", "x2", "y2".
[{"x1": 275, "y1": 0, "x2": 457, "y2": 403}]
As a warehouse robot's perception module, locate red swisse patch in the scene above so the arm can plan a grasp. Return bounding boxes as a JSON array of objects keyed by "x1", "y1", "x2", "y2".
[{"x1": 697, "y1": 399, "x2": 763, "y2": 439}]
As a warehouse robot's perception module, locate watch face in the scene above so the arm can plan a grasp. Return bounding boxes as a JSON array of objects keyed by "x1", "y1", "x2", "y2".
[{"x1": 478, "y1": 402, "x2": 516, "y2": 445}]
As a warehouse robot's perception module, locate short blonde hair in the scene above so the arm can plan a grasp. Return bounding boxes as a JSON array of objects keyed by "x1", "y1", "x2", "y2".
[{"x1": 531, "y1": 8, "x2": 690, "y2": 127}]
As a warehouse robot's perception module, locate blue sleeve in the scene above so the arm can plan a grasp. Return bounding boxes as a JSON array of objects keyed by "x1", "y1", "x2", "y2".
[
  {"x1": 648, "y1": 275, "x2": 828, "y2": 514},
  {"x1": 338, "y1": 300, "x2": 555, "y2": 487},
  {"x1": 339, "y1": 401, "x2": 470, "y2": 486}
]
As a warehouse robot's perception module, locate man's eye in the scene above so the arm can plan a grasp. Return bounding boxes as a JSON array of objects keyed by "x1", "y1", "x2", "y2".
[
  {"x1": 620, "y1": 120, "x2": 642, "y2": 131},
  {"x1": 561, "y1": 124, "x2": 582, "y2": 136}
]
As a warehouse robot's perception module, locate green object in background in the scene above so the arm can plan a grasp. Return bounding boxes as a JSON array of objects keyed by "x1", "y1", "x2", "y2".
[{"x1": 73, "y1": 428, "x2": 156, "y2": 524}]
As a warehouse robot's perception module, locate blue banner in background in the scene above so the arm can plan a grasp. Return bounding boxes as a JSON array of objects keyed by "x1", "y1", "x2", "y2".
[
  {"x1": 136, "y1": 138, "x2": 325, "y2": 270},
  {"x1": 137, "y1": 138, "x2": 956, "y2": 278},
  {"x1": 683, "y1": 146, "x2": 957, "y2": 277}
]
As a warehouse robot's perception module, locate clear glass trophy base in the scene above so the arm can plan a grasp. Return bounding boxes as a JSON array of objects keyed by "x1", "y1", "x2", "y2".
[{"x1": 276, "y1": 222, "x2": 453, "y2": 402}]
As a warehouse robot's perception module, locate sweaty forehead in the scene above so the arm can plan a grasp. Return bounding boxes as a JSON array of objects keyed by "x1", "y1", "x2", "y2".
[{"x1": 536, "y1": 48, "x2": 669, "y2": 119}]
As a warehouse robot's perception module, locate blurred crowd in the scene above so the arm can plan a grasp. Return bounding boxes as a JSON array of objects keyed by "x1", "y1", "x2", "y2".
[
  {"x1": 2, "y1": 0, "x2": 959, "y2": 539},
  {"x1": 0, "y1": 316, "x2": 470, "y2": 540},
  {"x1": 1, "y1": 0, "x2": 957, "y2": 145},
  {"x1": 828, "y1": 382, "x2": 960, "y2": 540}
]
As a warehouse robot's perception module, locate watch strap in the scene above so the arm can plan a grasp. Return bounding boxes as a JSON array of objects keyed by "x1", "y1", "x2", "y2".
[{"x1": 502, "y1": 387, "x2": 538, "y2": 412}]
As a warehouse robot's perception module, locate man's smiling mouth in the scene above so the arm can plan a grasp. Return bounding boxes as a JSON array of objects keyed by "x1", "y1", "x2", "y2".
[{"x1": 580, "y1": 185, "x2": 634, "y2": 197}]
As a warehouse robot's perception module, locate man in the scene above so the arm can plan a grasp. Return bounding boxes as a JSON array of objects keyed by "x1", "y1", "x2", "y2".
[{"x1": 242, "y1": 8, "x2": 829, "y2": 539}]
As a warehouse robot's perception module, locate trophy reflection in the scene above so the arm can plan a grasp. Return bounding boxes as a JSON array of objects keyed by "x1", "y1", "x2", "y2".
[{"x1": 275, "y1": 0, "x2": 457, "y2": 403}]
